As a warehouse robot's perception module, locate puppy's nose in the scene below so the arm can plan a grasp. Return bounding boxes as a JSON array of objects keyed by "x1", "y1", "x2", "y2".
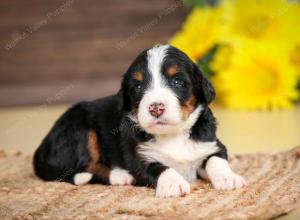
[{"x1": 149, "y1": 102, "x2": 165, "y2": 118}]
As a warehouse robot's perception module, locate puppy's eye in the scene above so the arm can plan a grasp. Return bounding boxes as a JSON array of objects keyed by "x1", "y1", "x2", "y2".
[
  {"x1": 171, "y1": 77, "x2": 184, "y2": 88},
  {"x1": 135, "y1": 84, "x2": 142, "y2": 92}
]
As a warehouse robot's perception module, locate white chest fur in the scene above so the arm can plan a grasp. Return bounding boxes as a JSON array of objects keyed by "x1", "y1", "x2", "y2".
[{"x1": 137, "y1": 133, "x2": 218, "y2": 182}]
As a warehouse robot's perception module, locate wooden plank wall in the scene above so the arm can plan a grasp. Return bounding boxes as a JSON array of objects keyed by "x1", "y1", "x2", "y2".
[{"x1": 0, "y1": 0, "x2": 187, "y2": 106}]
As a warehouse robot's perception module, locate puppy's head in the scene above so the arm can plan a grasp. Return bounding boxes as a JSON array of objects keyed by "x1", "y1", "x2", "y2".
[{"x1": 120, "y1": 45, "x2": 215, "y2": 135}]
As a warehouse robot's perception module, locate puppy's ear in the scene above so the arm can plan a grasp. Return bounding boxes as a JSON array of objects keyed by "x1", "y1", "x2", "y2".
[
  {"x1": 201, "y1": 75, "x2": 215, "y2": 105},
  {"x1": 118, "y1": 75, "x2": 131, "y2": 111},
  {"x1": 193, "y1": 64, "x2": 215, "y2": 105}
]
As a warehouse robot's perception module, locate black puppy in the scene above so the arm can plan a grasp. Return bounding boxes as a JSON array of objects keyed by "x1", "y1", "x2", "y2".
[{"x1": 34, "y1": 45, "x2": 246, "y2": 197}]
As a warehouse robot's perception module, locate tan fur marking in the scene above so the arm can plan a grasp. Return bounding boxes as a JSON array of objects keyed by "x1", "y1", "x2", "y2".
[
  {"x1": 166, "y1": 66, "x2": 178, "y2": 77},
  {"x1": 86, "y1": 130, "x2": 111, "y2": 180},
  {"x1": 88, "y1": 130, "x2": 100, "y2": 162},
  {"x1": 133, "y1": 71, "x2": 143, "y2": 81},
  {"x1": 182, "y1": 95, "x2": 197, "y2": 119},
  {"x1": 87, "y1": 163, "x2": 110, "y2": 180}
]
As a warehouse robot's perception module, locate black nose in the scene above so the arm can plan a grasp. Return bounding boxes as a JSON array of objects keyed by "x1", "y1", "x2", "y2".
[{"x1": 149, "y1": 102, "x2": 165, "y2": 118}]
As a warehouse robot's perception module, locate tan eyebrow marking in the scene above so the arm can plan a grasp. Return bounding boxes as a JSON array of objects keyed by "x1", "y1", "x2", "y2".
[
  {"x1": 133, "y1": 71, "x2": 144, "y2": 81},
  {"x1": 166, "y1": 66, "x2": 179, "y2": 77}
]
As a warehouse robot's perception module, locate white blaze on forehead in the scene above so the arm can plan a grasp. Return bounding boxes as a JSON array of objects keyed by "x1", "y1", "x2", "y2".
[
  {"x1": 138, "y1": 44, "x2": 201, "y2": 135},
  {"x1": 147, "y1": 45, "x2": 169, "y2": 89}
]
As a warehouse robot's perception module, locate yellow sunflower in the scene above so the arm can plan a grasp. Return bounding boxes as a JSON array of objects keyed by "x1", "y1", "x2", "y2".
[
  {"x1": 210, "y1": 44, "x2": 235, "y2": 103},
  {"x1": 290, "y1": 43, "x2": 300, "y2": 77},
  {"x1": 169, "y1": 6, "x2": 223, "y2": 61},
  {"x1": 287, "y1": 4, "x2": 300, "y2": 77},
  {"x1": 210, "y1": 44, "x2": 234, "y2": 73},
  {"x1": 219, "y1": 0, "x2": 299, "y2": 43},
  {"x1": 214, "y1": 43, "x2": 298, "y2": 110}
]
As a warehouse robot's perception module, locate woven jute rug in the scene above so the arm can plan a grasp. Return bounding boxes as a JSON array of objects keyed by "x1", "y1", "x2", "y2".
[{"x1": 0, "y1": 146, "x2": 300, "y2": 220}]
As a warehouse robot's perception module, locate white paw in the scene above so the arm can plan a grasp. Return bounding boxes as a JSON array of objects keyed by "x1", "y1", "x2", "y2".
[
  {"x1": 109, "y1": 168, "x2": 134, "y2": 185},
  {"x1": 206, "y1": 156, "x2": 246, "y2": 190},
  {"x1": 74, "y1": 172, "x2": 93, "y2": 185},
  {"x1": 156, "y1": 168, "x2": 190, "y2": 198},
  {"x1": 210, "y1": 172, "x2": 246, "y2": 190}
]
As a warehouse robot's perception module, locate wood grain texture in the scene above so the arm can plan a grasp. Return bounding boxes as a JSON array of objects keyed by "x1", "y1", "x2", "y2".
[
  {"x1": 0, "y1": 147, "x2": 300, "y2": 219},
  {"x1": 0, "y1": 0, "x2": 186, "y2": 84}
]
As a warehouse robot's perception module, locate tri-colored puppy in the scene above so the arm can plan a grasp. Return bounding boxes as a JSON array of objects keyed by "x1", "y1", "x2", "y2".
[{"x1": 34, "y1": 45, "x2": 246, "y2": 197}]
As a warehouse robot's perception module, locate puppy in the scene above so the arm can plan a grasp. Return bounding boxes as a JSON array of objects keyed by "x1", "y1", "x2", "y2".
[{"x1": 33, "y1": 45, "x2": 246, "y2": 197}]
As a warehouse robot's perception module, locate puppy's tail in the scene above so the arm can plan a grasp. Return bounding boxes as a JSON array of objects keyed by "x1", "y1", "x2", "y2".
[
  {"x1": 33, "y1": 147, "x2": 92, "y2": 185},
  {"x1": 34, "y1": 161, "x2": 94, "y2": 185},
  {"x1": 35, "y1": 163, "x2": 99, "y2": 185},
  {"x1": 33, "y1": 147, "x2": 111, "y2": 185}
]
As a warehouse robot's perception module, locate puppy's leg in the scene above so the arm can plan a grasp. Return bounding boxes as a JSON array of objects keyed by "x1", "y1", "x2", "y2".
[
  {"x1": 205, "y1": 156, "x2": 246, "y2": 190},
  {"x1": 75, "y1": 165, "x2": 134, "y2": 186},
  {"x1": 156, "y1": 167, "x2": 190, "y2": 198},
  {"x1": 138, "y1": 162, "x2": 190, "y2": 198},
  {"x1": 75, "y1": 130, "x2": 134, "y2": 186},
  {"x1": 199, "y1": 140, "x2": 246, "y2": 190}
]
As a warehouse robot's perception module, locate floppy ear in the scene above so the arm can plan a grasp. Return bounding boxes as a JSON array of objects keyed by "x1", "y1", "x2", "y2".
[
  {"x1": 193, "y1": 64, "x2": 215, "y2": 105},
  {"x1": 118, "y1": 74, "x2": 131, "y2": 111},
  {"x1": 201, "y1": 75, "x2": 215, "y2": 105}
]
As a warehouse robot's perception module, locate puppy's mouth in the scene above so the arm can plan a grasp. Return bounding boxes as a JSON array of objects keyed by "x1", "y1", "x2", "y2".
[
  {"x1": 148, "y1": 119, "x2": 176, "y2": 127},
  {"x1": 155, "y1": 121, "x2": 166, "y2": 125}
]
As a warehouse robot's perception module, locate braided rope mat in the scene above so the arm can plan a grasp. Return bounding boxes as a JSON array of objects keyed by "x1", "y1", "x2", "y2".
[{"x1": 0, "y1": 146, "x2": 300, "y2": 220}]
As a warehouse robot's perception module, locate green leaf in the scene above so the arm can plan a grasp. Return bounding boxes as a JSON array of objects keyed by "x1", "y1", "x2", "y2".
[
  {"x1": 183, "y1": 0, "x2": 219, "y2": 7},
  {"x1": 197, "y1": 45, "x2": 218, "y2": 78}
]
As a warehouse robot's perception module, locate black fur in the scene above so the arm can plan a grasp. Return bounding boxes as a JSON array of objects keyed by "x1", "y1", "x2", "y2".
[{"x1": 33, "y1": 45, "x2": 228, "y2": 187}]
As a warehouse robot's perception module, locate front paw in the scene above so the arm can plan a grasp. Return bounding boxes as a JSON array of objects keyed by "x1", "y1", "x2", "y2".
[
  {"x1": 155, "y1": 168, "x2": 190, "y2": 198},
  {"x1": 206, "y1": 156, "x2": 246, "y2": 190},
  {"x1": 210, "y1": 172, "x2": 246, "y2": 190}
]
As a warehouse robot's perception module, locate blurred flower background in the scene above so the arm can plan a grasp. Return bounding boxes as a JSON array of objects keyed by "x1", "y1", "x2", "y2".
[
  {"x1": 0, "y1": 0, "x2": 299, "y2": 154},
  {"x1": 170, "y1": 0, "x2": 300, "y2": 110}
]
